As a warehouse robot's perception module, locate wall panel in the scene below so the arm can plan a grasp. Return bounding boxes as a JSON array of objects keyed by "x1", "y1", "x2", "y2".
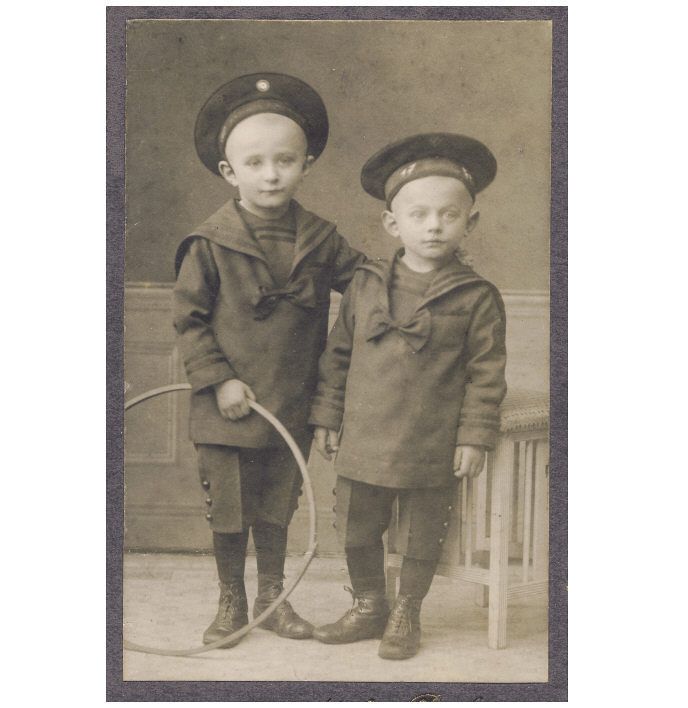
[{"x1": 123, "y1": 285, "x2": 548, "y2": 552}]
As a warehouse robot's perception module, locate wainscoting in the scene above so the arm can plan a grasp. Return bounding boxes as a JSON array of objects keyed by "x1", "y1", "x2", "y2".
[{"x1": 123, "y1": 284, "x2": 549, "y2": 553}]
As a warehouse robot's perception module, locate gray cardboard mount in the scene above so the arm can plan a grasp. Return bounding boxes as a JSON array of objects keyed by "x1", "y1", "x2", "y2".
[{"x1": 106, "y1": 5, "x2": 567, "y2": 701}]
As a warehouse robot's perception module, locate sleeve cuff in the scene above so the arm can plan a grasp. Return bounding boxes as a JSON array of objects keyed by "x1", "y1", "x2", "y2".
[
  {"x1": 308, "y1": 400, "x2": 344, "y2": 431},
  {"x1": 187, "y1": 360, "x2": 236, "y2": 393},
  {"x1": 455, "y1": 425, "x2": 499, "y2": 449}
]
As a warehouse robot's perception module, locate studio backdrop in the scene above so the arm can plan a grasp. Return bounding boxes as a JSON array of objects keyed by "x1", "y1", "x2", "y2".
[{"x1": 124, "y1": 19, "x2": 551, "y2": 552}]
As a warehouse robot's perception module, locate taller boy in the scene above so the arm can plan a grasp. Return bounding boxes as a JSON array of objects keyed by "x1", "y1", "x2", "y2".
[{"x1": 174, "y1": 74, "x2": 364, "y2": 645}]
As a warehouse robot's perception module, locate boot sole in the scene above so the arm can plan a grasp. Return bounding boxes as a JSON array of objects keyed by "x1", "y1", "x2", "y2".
[
  {"x1": 203, "y1": 620, "x2": 248, "y2": 647},
  {"x1": 256, "y1": 623, "x2": 313, "y2": 639},
  {"x1": 314, "y1": 635, "x2": 384, "y2": 644},
  {"x1": 313, "y1": 628, "x2": 387, "y2": 644},
  {"x1": 378, "y1": 644, "x2": 420, "y2": 660},
  {"x1": 253, "y1": 605, "x2": 314, "y2": 639},
  {"x1": 202, "y1": 634, "x2": 243, "y2": 647}
]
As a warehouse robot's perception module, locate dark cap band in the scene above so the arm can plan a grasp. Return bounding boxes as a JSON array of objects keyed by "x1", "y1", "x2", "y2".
[
  {"x1": 384, "y1": 157, "x2": 476, "y2": 207},
  {"x1": 361, "y1": 133, "x2": 497, "y2": 203},
  {"x1": 217, "y1": 99, "x2": 308, "y2": 157}
]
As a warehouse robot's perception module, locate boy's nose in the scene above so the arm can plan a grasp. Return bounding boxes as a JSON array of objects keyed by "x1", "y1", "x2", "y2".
[
  {"x1": 426, "y1": 214, "x2": 442, "y2": 232},
  {"x1": 262, "y1": 163, "x2": 279, "y2": 181}
]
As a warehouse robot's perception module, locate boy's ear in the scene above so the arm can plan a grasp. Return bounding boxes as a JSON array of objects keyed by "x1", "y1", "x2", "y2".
[
  {"x1": 466, "y1": 210, "x2": 480, "y2": 234},
  {"x1": 302, "y1": 155, "x2": 315, "y2": 177},
  {"x1": 218, "y1": 160, "x2": 239, "y2": 188},
  {"x1": 381, "y1": 210, "x2": 400, "y2": 239}
]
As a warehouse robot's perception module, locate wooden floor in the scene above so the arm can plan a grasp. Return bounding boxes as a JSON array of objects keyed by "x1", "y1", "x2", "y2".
[{"x1": 123, "y1": 553, "x2": 548, "y2": 684}]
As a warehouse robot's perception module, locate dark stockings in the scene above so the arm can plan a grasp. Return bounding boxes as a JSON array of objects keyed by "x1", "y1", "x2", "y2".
[{"x1": 213, "y1": 530, "x2": 249, "y2": 584}]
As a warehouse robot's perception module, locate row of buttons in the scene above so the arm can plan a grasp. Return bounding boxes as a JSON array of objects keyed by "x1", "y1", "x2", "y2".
[
  {"x1": 201, "y1": 478, "x2": 212, "y2": 521},
  {"x1": 438, "y1": 505, "x2": 453, "y2": 544}
]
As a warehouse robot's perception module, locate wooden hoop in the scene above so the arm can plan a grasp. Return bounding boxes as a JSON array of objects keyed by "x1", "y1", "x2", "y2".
[{"x1": 123, "y1": 383, "x2": 318, "y2": 656}]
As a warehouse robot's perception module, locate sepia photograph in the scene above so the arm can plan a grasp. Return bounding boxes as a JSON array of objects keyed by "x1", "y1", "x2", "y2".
[{"x1": 109, "y1": 6, "x2": 566, "y2": 701}]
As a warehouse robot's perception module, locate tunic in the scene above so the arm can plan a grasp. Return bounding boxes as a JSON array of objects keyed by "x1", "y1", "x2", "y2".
[
  {"x1": 173, "y1": 198, "x2": 365, "y2": 448},
  {"x1": 309, "y1": 251, "x2": 508, "y2": 489}
]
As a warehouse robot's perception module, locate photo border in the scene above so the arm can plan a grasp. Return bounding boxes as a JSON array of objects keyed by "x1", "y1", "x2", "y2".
[{"x1": 106, "y1": 5, "x2": 567, "y2": 701}]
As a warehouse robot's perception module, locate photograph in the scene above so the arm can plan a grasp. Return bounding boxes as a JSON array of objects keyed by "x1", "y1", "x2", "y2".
[{"x1": 110, "y1": 6, "x2": 566, "y2": 700}]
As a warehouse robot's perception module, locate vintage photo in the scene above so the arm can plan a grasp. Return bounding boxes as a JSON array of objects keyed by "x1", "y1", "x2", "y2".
[{"x1": 116, "y1": 10, "x2": 561, "y2": 696}]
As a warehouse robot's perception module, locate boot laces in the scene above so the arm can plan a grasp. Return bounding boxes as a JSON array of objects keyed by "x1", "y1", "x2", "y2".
[
  {"x1": 344, "y1": 586, "x2": 358, "y2": 617},
  {"x1": 219, "y1": 586, "x2": 244, "y2": 620},
  {"x1": 388, "y1": 597, "x2": 414, "y2": 634},
  {"x1": 275, "y1": 598, "x2": 296, "y2": 616},
  {"x1": 260, "y1": 583, "x2": 296, "y2": 616},
  {"x1": 343, "y1": 586, "x2": 386, "y2": 618}
]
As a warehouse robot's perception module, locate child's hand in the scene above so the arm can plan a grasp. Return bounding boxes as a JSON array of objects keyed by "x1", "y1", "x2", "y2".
[
  {"x1": 313, "y1": 426, "x2": 340, "y2": 460},
  {"x1": 214, "y1": 379, "x2": 256, "y2": 421},
  {"x1": 453, "y1": 445, "x2": 486, "y2": 479}
]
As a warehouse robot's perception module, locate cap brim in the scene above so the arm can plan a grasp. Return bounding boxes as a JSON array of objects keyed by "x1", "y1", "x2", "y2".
[
  {"x1": 195, "y1": 72, "x2": 329, "y2": 175},
  {"x1": 361, "y1": 133, "x2": 497, "y2": 200}
]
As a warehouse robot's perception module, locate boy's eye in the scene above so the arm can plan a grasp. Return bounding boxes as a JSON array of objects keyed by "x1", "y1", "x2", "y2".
[
  {"x1": 444, "y1": 211, "x2": 459, "y2": 221},
  {"x1": 410, "y1": 210, "x2": 426, "y2": 220},
  {"x1": 246, "y1": 159, "x2": 262, "y2": 168},
  {"x1": 278, "y1": 156, "x2": 296, "y2": 165}
]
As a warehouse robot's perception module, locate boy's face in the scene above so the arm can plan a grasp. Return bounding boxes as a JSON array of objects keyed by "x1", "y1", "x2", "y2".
[
  {"x1": 219, "y1": 113, "x2": 313, "y2": 217},
  {"x1": 382, "y1": 175, "x2": 479, "y2": 270}
]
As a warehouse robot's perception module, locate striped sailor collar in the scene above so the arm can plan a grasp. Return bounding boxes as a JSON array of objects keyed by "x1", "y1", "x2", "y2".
[
  {"x1": 175, "y1": 199, "x2": 337, "y2": 277},
  {"x1": 356, "y1": 249, "x2": 488, "y2": 310}
]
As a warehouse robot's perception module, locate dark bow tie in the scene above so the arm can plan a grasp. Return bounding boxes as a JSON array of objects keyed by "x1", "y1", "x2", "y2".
[
  {"x1": 366, "y1": 306, "x2": 431, "y2": 352},
  {"x1": 253, "y1": 277, "x2": 318, "y2": 320}
]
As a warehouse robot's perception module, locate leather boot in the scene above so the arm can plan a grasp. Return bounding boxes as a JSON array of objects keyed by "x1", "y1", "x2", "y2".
[
  {"x1": 253, "y1": 575, "x2": 313, "y2": 639},
  {"x1": 203, "y1": 579, "x2": 249, "y2": 646},
  {"x1": 313, "y1": 589, "x2": 390, "y2": 644},
  {"x1": 378, "y1": 594, "x2": 422, "y2": 660}
]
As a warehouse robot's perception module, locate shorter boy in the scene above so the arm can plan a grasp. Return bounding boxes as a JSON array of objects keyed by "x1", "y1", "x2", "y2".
[{"x1": 309, "y1": 133, "x2": 508, "y2": 659}]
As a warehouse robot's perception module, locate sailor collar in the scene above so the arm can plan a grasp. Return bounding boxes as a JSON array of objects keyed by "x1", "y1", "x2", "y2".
[
  {"x1": 356, "y1": 250, "x2": 489, "y2": 310},
  {"x1": 175, "y1": 199, "x2": 337, "y2": 277}
]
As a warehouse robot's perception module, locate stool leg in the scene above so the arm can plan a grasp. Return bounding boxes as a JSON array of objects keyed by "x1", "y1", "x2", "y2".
[
  {"x1": 385, "y1": 500, "x2": 401, "y2": 604},
  {"x1": 532, "y1": 440, "x2": 550, "y2": 582},
  {"x1": 488, "y1": 437, "x2": 514, "y2": 649},
  {"x1": 385, "y1": 563, "x2": 399, "y2": 604}
]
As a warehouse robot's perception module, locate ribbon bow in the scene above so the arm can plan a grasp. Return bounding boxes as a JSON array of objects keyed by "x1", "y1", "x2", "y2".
[
  {"x1": 365, "y1": 306, "x2": 431, "y2": 352},
  {"x1": 253, "y1": 277, "x2": 318, "y2": 320}
]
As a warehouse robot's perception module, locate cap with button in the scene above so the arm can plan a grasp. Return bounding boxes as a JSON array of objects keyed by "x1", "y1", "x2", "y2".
[{"x1": 195, "y1": 72, "x2": 329, "y2": 175}]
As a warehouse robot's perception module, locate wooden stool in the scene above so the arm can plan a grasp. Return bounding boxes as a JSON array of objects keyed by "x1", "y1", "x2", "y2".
[{"x1": 386, "y1": 389, "x2": 549, "y2": 649}]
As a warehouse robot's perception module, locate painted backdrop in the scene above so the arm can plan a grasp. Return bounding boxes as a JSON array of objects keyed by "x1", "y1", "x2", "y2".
[
  {"x1": 124, "y1": 19, "x2": 551, "y2": 551},
  {"x1": 125, "y1": 19, "x2": 551, "y2": 289}
]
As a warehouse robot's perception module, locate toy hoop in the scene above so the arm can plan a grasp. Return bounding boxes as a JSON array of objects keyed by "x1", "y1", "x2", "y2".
[{"x1": 122, "y1": 383, "x2": 318, "y2": 656}]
